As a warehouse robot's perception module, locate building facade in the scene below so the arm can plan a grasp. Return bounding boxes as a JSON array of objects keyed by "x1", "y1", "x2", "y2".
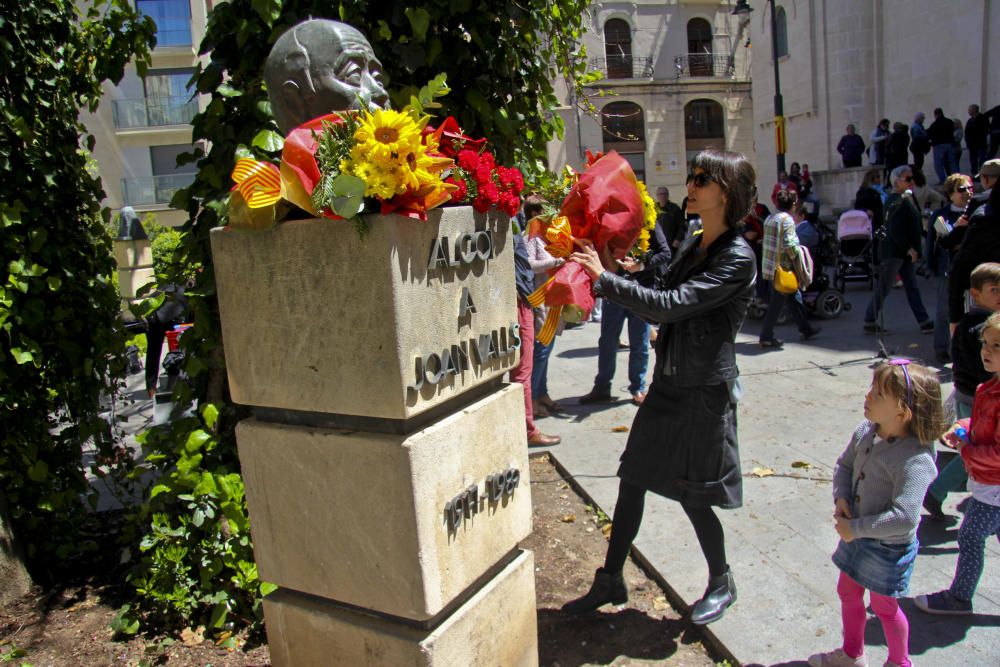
[
  {"x1": 547, "y1": 0, "x2": 755, "y2": 196},
  {"x1": 749, "y1": 0, "x2": 1000, "y2": 195},
  {"x1": 83, "y1": 0, "x2": 211, "y2": 228}
]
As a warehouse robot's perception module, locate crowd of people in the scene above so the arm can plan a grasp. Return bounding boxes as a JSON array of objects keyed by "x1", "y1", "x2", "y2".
[
  {"x1": 838, "y1": 105, "x2": 1000, "y2": 183},
  {"x1": 504, "y1": 143, "x2": 1000, "y2": 665}
]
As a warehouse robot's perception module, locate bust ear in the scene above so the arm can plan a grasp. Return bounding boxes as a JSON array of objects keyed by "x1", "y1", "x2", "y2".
[{"x1": 279, "y1": 80, "x2": 306, "y2": 132}]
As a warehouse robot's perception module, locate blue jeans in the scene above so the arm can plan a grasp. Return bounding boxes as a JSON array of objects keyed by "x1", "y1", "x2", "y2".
[
  {"x1": 531, "y1": 338, "x2": 554, "y2": 398},
  {"x1": 933, "y1": 256, "x2": 952, "y2": 355},
  {"x1": 864, "y1": 255, "x2": 931, "y2": 326},
  {"x1": 932, "y1": 143, "x2": 956, "y2": 183},
  {"x1": 759, "y1": 282, "x2": 812, "y2": 341},
  {"x1": 594, "y1": 300, "x2": 649, "y2": 395}
]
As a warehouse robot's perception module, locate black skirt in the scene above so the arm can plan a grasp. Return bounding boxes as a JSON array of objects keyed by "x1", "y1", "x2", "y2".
[{"x1": 617, "y1": 379, "x2": 742, "y2": 508}]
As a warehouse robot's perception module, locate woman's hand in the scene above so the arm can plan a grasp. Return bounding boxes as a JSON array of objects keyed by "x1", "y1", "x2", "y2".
[
  {"x1": 618, "y1": 256, "x2": 644, "y2": 274},
  {"x1": 954, "y1": 214, "x2": 970, "y2": 228},
  {"x1": 834, "y1": 497, "x2": 852, "y2": 519},
  {"x1": 569, "y1": 238, "x2": 612, "y2": 280},
  {"x1": 835, "y1": 514, "x2": 855, "y2": 543}
]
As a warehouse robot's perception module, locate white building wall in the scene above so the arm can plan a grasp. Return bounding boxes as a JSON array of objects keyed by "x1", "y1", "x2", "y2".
[
  {"x1": 548, "y1": 1, "x2": 755, "y2": 197},
  {"x1": 750, "y1": 0, "x2": 997, "y2": 199}
]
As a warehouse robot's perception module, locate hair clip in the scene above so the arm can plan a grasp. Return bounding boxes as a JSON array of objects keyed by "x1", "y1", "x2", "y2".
[{"x1": 888, "y1": 358, "x2": 913, "y2": 409}]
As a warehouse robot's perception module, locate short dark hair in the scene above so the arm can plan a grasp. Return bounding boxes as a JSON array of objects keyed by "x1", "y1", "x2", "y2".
[
  {"x1": 970, "y1": 262, "x2": 1000, "y2": 291},
  {"x1": 688, "y1": 150, "x2": 756, "y2": 228},
  {"x1": 775, "y1": 188, "x2": 798, "y2": 212},
  {"x1": 522, "y1": 194, "x2": 545, "y2": 219}
]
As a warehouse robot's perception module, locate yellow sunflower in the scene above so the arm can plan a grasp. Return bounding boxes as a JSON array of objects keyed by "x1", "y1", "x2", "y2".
[{"x1": 353, "y1": 108, "x2": 423, "y2": 162}]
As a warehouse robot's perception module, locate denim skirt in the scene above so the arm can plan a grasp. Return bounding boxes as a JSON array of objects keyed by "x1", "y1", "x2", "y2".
[{"x1": 832, "y1": 537, "x2": 918, "y2": 597}]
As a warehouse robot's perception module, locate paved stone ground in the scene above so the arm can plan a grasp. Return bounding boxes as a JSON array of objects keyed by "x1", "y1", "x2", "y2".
[{"x1": 529, "y1": 277, "x2": 1000, "y2": 666}]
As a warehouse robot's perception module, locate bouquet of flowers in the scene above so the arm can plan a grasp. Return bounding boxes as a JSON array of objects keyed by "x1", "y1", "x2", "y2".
[
  {"x1": 229, "y1": 94, "x2": 523, "y2": 230},
  {"x1": 526, "y1": 151, "x2": 651, "y2": 344}
]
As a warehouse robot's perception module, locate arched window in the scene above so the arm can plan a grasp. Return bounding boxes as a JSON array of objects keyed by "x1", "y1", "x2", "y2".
[
  {"x1": 684, "y1": 99, "x2": 725, "y2": 165},
  {"x1": 604, "y1": 19, "x2": 633, "y2": 79},
  {"x1": 775, "y1": 6, "x2": 789, "y2": 58},
  {"x1": 687, "y1": 18, "x2": 714, "y2": 76},
  {"x1": 602, "y1": 101, "x2": 645, "y2": 180}
]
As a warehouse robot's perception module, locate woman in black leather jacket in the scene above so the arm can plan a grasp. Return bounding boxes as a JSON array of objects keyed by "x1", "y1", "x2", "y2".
[{"x1": 562, "y1": 150, "x2": 757, "y2": 625}]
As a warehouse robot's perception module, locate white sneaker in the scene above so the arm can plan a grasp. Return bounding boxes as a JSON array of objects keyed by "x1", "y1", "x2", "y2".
[{"x1": 807, "y1": 648, "x2": 868, "y2": 667}]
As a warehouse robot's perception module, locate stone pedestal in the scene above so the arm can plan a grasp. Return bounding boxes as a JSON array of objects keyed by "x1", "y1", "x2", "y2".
[
  {"x1": 264, "y1": 552, "x2": 537, "y2": 667},
  {"x1": 212, "y1": 205, "x2": 537, "y2": 665},
  {"x1": 114, "y1": 239, "x2": 155, "y2": 302}
]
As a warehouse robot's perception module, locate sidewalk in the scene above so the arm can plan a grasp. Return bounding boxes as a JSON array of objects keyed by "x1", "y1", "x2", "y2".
[{"x1": 530, "y1": 279, "x2": 1000, "y2": 666}]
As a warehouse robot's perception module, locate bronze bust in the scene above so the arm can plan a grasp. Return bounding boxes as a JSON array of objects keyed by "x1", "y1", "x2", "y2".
[{"x1": 264, "y1": 19, "x2": 390, "y2": 134}]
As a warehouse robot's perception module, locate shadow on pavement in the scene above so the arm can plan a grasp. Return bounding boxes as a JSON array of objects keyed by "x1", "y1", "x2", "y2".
[
  {"x1": 862, "y1": 598, "x2": 1000, "y2": 655},
  {"x1": 536, "y1": 607, "x2": 699, "y2": 667}
]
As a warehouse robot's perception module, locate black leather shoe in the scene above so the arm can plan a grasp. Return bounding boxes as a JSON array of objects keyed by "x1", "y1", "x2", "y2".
[
  {"x1": 690, "y1": 567, "x2": 736, "y2": 625},
  {"x1": 561, "y1": 567, "x2": 628, "y2": 614}
]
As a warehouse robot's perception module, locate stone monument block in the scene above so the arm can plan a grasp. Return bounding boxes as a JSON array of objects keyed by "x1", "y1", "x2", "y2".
[
  {"x1": 118, "y1": 266, "x2": 155, "y2": 299},
  {"x1": 113, "y1": 239, "x2": 153, "y2": 268},
  {"x1": 237, "y1": 384, "x2": 531, "y2": 620},
  {"x1": 211, "y1": 206, "x2": 518, "y2": 422},
  {"x1": 263, "y1": 550, "x2": 538, "y2": 667}
]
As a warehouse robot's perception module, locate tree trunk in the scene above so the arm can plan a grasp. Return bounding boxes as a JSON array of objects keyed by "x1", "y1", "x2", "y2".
[{"x1": 0, "y1": 487, "x2": 32, "y2": 603}]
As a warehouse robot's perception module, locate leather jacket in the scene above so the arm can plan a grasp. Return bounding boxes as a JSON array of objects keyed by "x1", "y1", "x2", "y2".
[{"x1": 595, "y1": 229, "x2": 756, "y2": 386}]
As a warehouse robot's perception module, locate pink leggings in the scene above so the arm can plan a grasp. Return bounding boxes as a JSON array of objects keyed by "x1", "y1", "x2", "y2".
[{"x1": 838, "y1": 572, "x2": 911, "y2": 667}]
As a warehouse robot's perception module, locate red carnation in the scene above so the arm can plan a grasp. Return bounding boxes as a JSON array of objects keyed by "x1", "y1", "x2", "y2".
[
  {"x1": 499, "y1": 191, "x2": 520, "y2": 216},
  {"x1": 457, "y1": 149, "x2": 480, "y2": 171},
  {"x1": 472, "y1": 195, "x2": 492, "y2": 213},
  {"x1": 446, "y1": 175, "x2": 468, "y2": 203},
  {"x1": 478, "y1": 179, "x2": 500, "y2": 205}
]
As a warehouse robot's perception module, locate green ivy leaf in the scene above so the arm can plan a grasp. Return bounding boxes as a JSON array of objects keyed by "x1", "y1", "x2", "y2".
[
  {"x1": 251, "y1": 129, "x2": 283, "y2": 153},
  {"x1": 201, "y1": 403, "x2": 219, "y2": 430},
  {"x1": 27, "y1": 460, "x2": 48, "y2": 482},
  {"x1": 184, "y1": 430, "x2": 212, "y2": 454},
  {"x1": 10, "y1": 347, "x2": 33, "y2": 365},
  {"x1": 404, "y1": 7, "x2": 431, "y2": 42}
]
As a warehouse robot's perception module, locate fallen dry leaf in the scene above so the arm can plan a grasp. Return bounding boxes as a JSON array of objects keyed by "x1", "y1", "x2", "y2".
[
  {"x1": 611, "y1": 425, "x2": 629, "y2": 433},
  {"x1": 560, "y1": 514, "x2": 576, "y2": 523},
  {"x1": 750, "y1": 466, "x2": 776, "y2": 478},
  {"x1": 791, "y1": 461, "x2": 813, "y2": 469},
  {"x1": 652, "y1": 596, "x2": 668, "y2": 611},
  {"x1": 600, "y1": 524, "x2": 612, "y2": 537},
  {"x1": 180, "y1": 626, "x2": 205, "y2": 647}
]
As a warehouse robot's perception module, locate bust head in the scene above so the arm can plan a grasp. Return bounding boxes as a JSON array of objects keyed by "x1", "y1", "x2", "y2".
[{"x1": 264, "y1": 19, "x2": 389, "y2": 134}]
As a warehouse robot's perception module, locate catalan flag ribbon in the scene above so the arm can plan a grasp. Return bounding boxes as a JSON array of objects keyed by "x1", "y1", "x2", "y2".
[
  {"x1": 543, "y1": 216, "x2": 574, "y2": 258},
  {"x1": 231, "y1": 158, "x2": 282, "y2": 208}
]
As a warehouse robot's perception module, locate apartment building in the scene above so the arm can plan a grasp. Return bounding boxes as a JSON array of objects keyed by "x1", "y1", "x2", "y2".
[
  {"x1": 547, "y1": 0, "x2": 755, "y2": 195},
  {"x1": 83, "y1": 0, "x2": 211, "y2": 228}
]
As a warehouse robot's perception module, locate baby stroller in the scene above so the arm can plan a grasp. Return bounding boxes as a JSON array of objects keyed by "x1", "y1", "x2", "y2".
[
  {"x1": 801, "y1": 218, "x2": 848, "y2": 319},
  {"x1": 746, "y1": 217, "x2": 848, "y2": 322},
  {"x1": 835, "y1": 209, "x2": 875, "y2": 291}
]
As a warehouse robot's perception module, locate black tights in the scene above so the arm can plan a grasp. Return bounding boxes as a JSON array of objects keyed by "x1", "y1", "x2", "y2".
[{"x1": 603, "y1": 479, "x2": 727, "y2": 578}]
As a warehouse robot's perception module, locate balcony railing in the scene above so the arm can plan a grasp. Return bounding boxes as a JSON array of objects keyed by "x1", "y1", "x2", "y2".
[
  {"x1": 674, "y1": 54, "x2": 736, "y2": 79},
  {"x1": 588, "y1": 56, "x2": 654, "y2": 80},
  {"x1": 113, "y1": 96, "x2": 198, "y2": 129},
  {"x1": 121, "y1": 173, "x2": 196, "y2": 207}
]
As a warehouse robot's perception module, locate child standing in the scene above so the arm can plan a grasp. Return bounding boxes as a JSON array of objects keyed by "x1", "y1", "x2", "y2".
[
  {"x1": 915, "y1": 312, "x2": 1000, "y2": 615},
  {"x1": 809, "y1": 360, "x2": 947, "y2": 667},
  {"x1": 923, "y1": 262, "x2": 1000, "y2": 519}
]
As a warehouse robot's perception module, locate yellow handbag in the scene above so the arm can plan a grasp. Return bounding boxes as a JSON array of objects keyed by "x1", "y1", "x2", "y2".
[{"x1": 774, "y1": 265, "x2": 799, "y2": 294}]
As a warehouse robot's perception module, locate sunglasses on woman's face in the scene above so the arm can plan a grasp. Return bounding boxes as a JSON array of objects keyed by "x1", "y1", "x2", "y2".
[
  {"x1": 957, "y1": 185, "x2": 973, "y2": 192},
  {"x1": 686, "y1": 172, "x2": 713, "y2": 188}
]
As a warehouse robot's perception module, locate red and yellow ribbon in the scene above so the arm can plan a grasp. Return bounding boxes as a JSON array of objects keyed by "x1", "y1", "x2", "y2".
[
  {"x1": 543, "y1": 216, "x2": 574, "y2": 258},
  {"x1": 231, "y1": 158, "x2": 282, "y2": 208}
]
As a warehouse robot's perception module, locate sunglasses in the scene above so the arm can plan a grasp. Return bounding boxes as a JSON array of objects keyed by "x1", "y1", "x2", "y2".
[
  {"x1": 957, "y1": 185, "x2": 973, "y2": 192},
  {"x1": 686, "y1": 172, "x2": 713, "y2": 188},
  {"x1": 888, "y1": 358, "x2": 914, "y2": 409},
  {"x1": 901, "y1": 176, "x2": 914, "y2": 182}
]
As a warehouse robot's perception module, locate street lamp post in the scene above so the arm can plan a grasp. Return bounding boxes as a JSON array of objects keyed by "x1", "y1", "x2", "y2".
[{"x1": 732, "y1": 0, "x2": 785, "y2": 175}]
